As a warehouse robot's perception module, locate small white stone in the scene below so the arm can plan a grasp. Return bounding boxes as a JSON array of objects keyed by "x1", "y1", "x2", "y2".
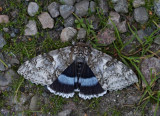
[
  {"x1": 27, "y1": 2, "x2": 39, "y2": 16},
  {"x1": 24, "y1": 20, "x2": 38, "y2": 36},
  {"x1": 60, "y1": 27, "x2": 77, "y2": 42},
  {"x1": 38, "y1": 12, "x2": 54, "y2": 29}
]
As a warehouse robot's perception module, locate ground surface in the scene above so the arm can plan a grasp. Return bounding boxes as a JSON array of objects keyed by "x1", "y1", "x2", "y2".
[{"x1": 0, "y1": 0, "x2": 160, "y2": 116}]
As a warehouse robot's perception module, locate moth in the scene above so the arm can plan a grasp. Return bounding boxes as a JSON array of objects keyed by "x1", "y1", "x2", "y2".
[{"x1": 17, "y1": 42, "x2": 138, "y2": 99}]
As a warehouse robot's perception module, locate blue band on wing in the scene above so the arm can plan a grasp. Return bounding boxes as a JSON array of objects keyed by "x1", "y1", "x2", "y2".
[
  {"x1": 79, "y1": 77, "x2": 98, "y2": 86},
  {"x1": 58, "y1": 74, "x2": 77, "y2": 85}
]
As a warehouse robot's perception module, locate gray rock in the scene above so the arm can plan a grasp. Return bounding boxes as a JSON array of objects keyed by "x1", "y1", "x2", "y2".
[
  {"x1": 141, "y1": 57, "x2": 160, "y2": 87},
  {"x1": 89, "y1": 1, "x2": 96, "y2": 13},
  {"x1": 0, "y1": 53, "x2": 6, "y2": 71},
  {"x1": 48, "y1": 2, "x2": 60, "y2": 18},
  {"x1": 134, "y1": 7, "x2": 148, "y2": 24},
  {"x1": 77, "y1": 28, "x2": 86, "y2": 40},
  {"x1": 75, "y1": 0, "x2": 89, "y2": 17},
  {"x1": 60, "y1": 5, "x2": 75, "y2": 19},
  {"x1": 133, "y1": 0, "x2": 145, "y2": 8},
  {"x1": 114, "y1": 0, "x2": 128, "y2": 13},
  {"x1": 60, "y1": 27, "x2": 77, "y2": 42},
  {"x1": 117, "y1": 20, "x2": 128, "y2": 33},
  {"x1": 99, "y1": 0, "x2": 108, "y2": 14},
  {"x1": 27, "y1": 2, "x2": 39, "y2": 16},
  {"x1": 10, "y1": 32, "x2": 16, "y2": 37},
  {"x1": 64, "y1": 15, "x2": 75, "y2": 27},
  {"x1": 24, "y1": 20, "x2": 37, "y2": 36},
  {"x1": 29, "y1": 95, "x2": 39, "y2": 111},
  {"x1": 108, "y1": 11, "x2": 120, "y2": 28},
  {"x1": 0, "y1": 69, "x2": 18, "y2": 87},
  {"x1": 154, "y1": 36, "x2": 160, "y2": 45},
  {"x1": 38, "y1": 12, "x2": 54, "y2": 29},
  {"x1": 3, "y1": 27, "x2": 9, "y2": 32},
  {"x1": 0, "y1": 33, "x2": 6, "y2": 49},
  {"x1": 60, "y1": 0, "x2": 75, "y2": 5},
  {"x1": 154, "y1": 0, "x2": 160, "y2": 17},
  {"x1": 58, "y1": 109, "x2": 72, "y2": 116},
  {"x1": 0, "y1": 15, "x2": 9, "y2": 24},
  {"x1": 97, "y1": 28, "x2": 116, "y2": 45}
]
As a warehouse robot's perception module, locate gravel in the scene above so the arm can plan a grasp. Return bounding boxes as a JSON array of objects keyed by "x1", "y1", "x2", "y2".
[
  {"x1": 0, "y1": 33, "x2": 6, "y2": 49},
  {"x1": 60, "y1": 5, "x2": 75, "y2": 19},
  {"x1": 27, "y1": 2, "x2": 39, "y2": 16},
  {"x1": 64, "y1": 15, "x2": 75, "y2": 27},
  {"x1": 141, "y1": 57, "x2": 160, "y2": 87},
  {"x1": 134, "y1": 7, "x2": 148, "y2": 24},
  {"x1": 48, "y1": 2, "x2": 60, "y2": 18},
  {"x1": 38, "y1": 12, "x2": 54, "y2": 29},
  {"x1": 114, "y1": 0, "x2": 128, "y2": 13},
  {"x1": 75, "y1": 0, "x2": 89, "y2": 17},
  {"x1": 60, "y1": 27, "x2": 77, "y2": 42},
  {"x1": 0, "y1": 15, "x2": 9, "y2": 23},
  {"x1": 24, "y1": 20, "x2": 38, "y2": 36},
  {"x1": 99, "y1": 0, "x2": 108, "y2": 14},
  {"x1": 154, "y1": 0, "x2": 160, "y2": 17}
]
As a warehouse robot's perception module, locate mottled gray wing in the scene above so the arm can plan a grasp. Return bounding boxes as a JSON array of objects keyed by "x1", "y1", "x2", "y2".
[
  {"x1": 17, "y1": 46, "x2": 73, "y2": 86},
  {"x1": 88, "y1": 48, "x2": 138, "y2": 91}
]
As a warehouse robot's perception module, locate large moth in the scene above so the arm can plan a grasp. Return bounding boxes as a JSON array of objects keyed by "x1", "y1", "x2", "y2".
[{"x1": 17, "y1": 42, "x2": 138, "y2": 99}]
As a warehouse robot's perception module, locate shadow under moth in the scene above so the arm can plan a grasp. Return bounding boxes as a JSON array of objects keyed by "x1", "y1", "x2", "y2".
[{"x1": 17, "y1": 42, "x2": 138, "y2": 100}]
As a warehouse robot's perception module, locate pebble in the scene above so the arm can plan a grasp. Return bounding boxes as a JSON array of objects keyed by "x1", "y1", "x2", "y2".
[
  {"x1": 133, "y1": 0, "x2": 145, "y2": 8},
  {"x1": 117, "y1": 20, "x2": 128, "y2": 33},
  {"x1": 0, "y1": 15, "x2": 9, "y2": 23},
  {"x1": 89, "y1": 1, "x2": 96, "y2": 13},
  {"x1": 114, "y1": 0, "x2": 128, "y2": 13},
  {"x1": 60, "y1": 27, "x2": 77, "y2": 42},
  {"x1": 29, "y1": 95, "x2": 39, "y2": 111},
  {"x1": 24, "y1": 20, "x2": 38, "y2": 36},
  {"x1": 38, "y1": 12, "x2": 54, "y2": 29},
  {"x1": 60, "y1": 5, "x2": 75, "y2": 19},
  {"x1": 75, "y1": 0, "x2": 89, "y2": 17},
  {"x1": 64, "y1": 15, "x2": 75, "y2": 27},
  {"x1": 134, "y1": 7, "x2": 148, "y2": 24},
  {"x1": 141, "y1": 57, "x2": 160, "y2": 87},
  {"x1": 108, "y1": 11, "x2": 120, "y2": 28},
  {"x1": 60, "y1": 0, "x2": 75, "y2": 6},
  {"x1": 10, "y1": 32, "x2": 16, "y2": 37},
  {"x1": 154, "y1": 0, "x2": 160, "y2": 17},
  {"x1": 0, "y1": 33, "x2": 6, "y2": 49},
  {"x1": 0, "y1": 53, "x2": 6, "y2": 71},
  {"x1": 48, "y1": 2, "x2": 60, "y2": 18},
  {"x1": 99, "y1": 0, "x2": 108, "y2": 14},
  {"x1": 154, "y1": 36, "x2": 160, "y2": 45},
  {"x1": 58, "y1": 109, "x2": 72, "y2": 116},
  {"x1": 77, "y1": 28, "x2": 86, "y2": 40},
  {"x1": 97, "y1": 28, "x2": 116, "y2": 45},
  {"x1": 0, "y1": 69, "x2": 18, "y2": 87},
  {"x1": 3, "y1": 27, "x2": 9, "y2": 32},
  {"x1": 27, "y1": 2, "x2": 39, "y2": 16}
]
